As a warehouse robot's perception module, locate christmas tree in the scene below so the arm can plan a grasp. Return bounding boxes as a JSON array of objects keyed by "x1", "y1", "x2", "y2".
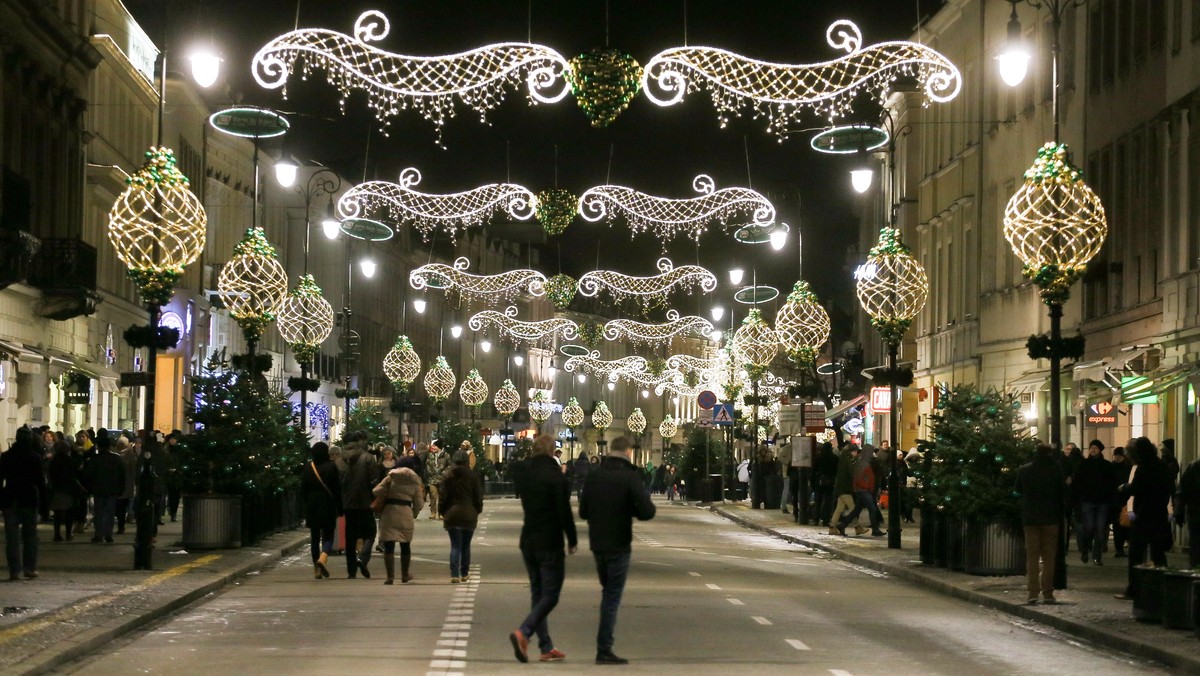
[
  {"x1": 343, "y1": 403, "x2": 392, "y2": 446},
  {"x1": 914, "y1": 384, "x2": 1035, "y2": 522}
]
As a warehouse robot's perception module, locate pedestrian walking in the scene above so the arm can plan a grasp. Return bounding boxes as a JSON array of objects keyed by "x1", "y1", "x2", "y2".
[
  {"x1": 777, "y1": 440, "x2": 794, "y2": 515},
  {"x1": 736, "y1": 457, "x2": 750, "y2": 501},
  {"x1": 1179, "y1": 455, "x2": 1200, "y2": 569},
  {"x1": 578, "y1": 436, "x2": 656, "y2": 665},
  {"x1": 47, "y1": 440, "x2": 82, "y2": 542},
  {"x1": 424, "y1": 439, "x2": 449, "y2": 520},
  {"x1": 80, "y1": 433, "x2": 124, "y2": 544},
  {"x1": 1115, "y1": 437, "x2": 1174, "y2": 601},
  {"x1": 835, "y1": 444, "x2": 884, "y2": 537},
  {"x1": 828, "y1": 444, "x2": 856, "y2": 534},
  {"x1": 508, "y1": 434, "x2": 577, "y2": 664},
  {"x1": 1110, "y1": 447, "x2": 1132, "y2": 557},
  {"x1": 440, "y1": 450, "x2": 483, "y2": 583},
  {"x1": 336, "y1": 430, "x2": 381, "y2": 579},
  {"x1": 1015, "y1": 443, "x2": 1067, "y2": 605},
  {"x1": 373, "y1": 454, "x2": 425, "y2": 584},
  {"x1": 813, "y1": 442, "x2": 837, "y2": 525},
  {"x1": 1, "y1": 427, "x2": 46, "y2": 580},
  {"x1": 302, "y1": 442, "x2": 341, "y2": 579},
  {"x1": 116, "y1": 436, "x2": 136, "y2": 534},
  {"x1": 1073, "y1": 439, "x2": 1116, "y2": 565}
]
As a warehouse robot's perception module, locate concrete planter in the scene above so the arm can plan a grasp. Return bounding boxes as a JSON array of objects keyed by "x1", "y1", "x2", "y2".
[
  {"x1": 948, "y1": 517, "x2": 967, "y2": 571},
  {"x1": 181, "y1": 494, "x2": 242, "y2": 549},
  {"x1": 1162, "y1": 571, "x2": 1199, "y2": 630},
  {"x1": 963, "y1": 518, "x2": 1026, "y2": 576},
  {"x1": 1132, "y1": 566, "x2": 1166, "y2": 623}
]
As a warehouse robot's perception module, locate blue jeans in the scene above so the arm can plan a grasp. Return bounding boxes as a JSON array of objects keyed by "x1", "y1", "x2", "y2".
[
  {"x1": 93, "y1": 496, "x2": 117, "y2": 539},
  {"x1": 1077, "y1": 501, "x2": 1109, "y2": 560},
  {"x1": 519, "y1": 549, "x2": 565, "y2": 654},
  {"x1": 448, "y1": 527, "x2": 474, "y2": 578},
  {"x1": 593, "y1": 551, "x2": 632, "y2": 653},
  {"x1": 309, "y1": 523, "x2": 334, "y2": 562},
  {"x1": 4, "y1": 507, "x2": 39, "y2": 578},
  {"x1": 840, "y1": 490, "x2": 881, "y2": 530}
]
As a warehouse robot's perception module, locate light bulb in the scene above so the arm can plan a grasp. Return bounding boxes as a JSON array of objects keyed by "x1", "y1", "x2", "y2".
[
  {"x1": 577, "y1": 374, "x2": 586, "y2": 384},
  {"x1": 851, "y1": 168, "x2": 874, "y2": 194},
  {"x1": 769, "y1": 223, "x2": 789, "y2": 251},
  {"x1": 728, "y1": 268, "x2": 744, "y2": 286},
  {"x1": 710, "y1": 329, "x2": 723, "y2": 342},
  {"x1": 514, "y1": 354, "x2": 524, "y2": 366},
  {"x1": 413, "y1": 299, "x2": 427, "y2": 314},
  {"x1": 548, "y1": 365, "x2": 557, "y2": 379},
  {"x1": 359, "y1": 259, "x2": 377, "y2": 278},
  {"x1": 322, "y1": 219, "x2": 340, "y2": 239},
  {"x1": 641, "y1": 389, "x2": 650, "y2": 399},
  {"x1": 189, "y1": 50, "x2": 221, "y2": 88},
  {"x1": 997, "y1": 5, "x2": 1031, "y2": 87},
  {"x1": 274, "y1": 159, "x2": 298, "y2": 188},
  {"x1": 451, "y1": 324, "x2": 463, "y2": 339},
  {"x1": 711, "y1": 306, "x2": 725, "y2": 322},
  {"x1": 607, "y1": 382, "x2": 615, "y2": 391},
  {"x1": 480, "y1": 339, "x2": 492, "y2": 353}
]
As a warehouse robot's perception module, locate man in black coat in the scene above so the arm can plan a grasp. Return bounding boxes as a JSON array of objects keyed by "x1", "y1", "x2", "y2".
[
  {"x1": 80, "y1": 433, "x2": 125, "y2": 544},
  {"x1": 1179, "y1": 456, "x2": 1200, "y2": 568},
  {"x1": 579, "y1": 436, "x2": 656, "y2": 665},
  {"x1": 1, "y1": 427, "x2": 48, "y2": 580},
  {"x1": 509, "y1": 434, "x2": 577, "y2": 664},
  {"x1": 1015, "y1": 443, "x2": 1067, "y2": 605}
]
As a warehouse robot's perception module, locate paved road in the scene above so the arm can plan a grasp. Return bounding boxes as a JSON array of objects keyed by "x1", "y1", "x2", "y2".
[{"x1": 61, "y1": 498, "x2": 1164, "y2": 675}]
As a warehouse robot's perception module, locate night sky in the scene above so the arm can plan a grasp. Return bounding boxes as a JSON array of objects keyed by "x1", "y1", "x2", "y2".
[{"x1": 126, "y1": 0, "x2": 942, "y2": 327}]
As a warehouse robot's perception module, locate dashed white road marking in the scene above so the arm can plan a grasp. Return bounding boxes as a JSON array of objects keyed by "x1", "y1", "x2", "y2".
[
  {"x1": 752, "y1": 616, "x2": 772, "y2": 625},
  {"x1": 428, "y1": 565, "x2": 481, "y2": 676},
  {"x1": 705, "y1": 583, "x2": 721, "y2": 590},
  {"x1": 688, "y1": 572, "x2": 701, "y2": 577},
  {"x1": 786, "y1": 639, "x2": 810, "y2": 651},
  {"x1": 727, "y1": 598, "x2": 744, "y2": 606},
  {"x1": 829, "y1": 669, "x2": 853, "y2": 676}
]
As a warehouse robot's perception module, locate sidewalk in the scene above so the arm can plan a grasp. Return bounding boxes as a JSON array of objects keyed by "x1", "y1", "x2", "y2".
[
  {"x1": 708, "y1": 501, "x2": 1200, "y2": 672},
  {"x1": 0, "y1": 518, "x2": 308, "y2": 676}
]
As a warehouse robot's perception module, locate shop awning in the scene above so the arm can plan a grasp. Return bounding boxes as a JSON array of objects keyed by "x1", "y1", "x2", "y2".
[
  {"x1": 1006, "y1": 364, "x2": 1073, "y2": 394},
  {"x1": 1121, "y1": 361, "x2": 1200, "y2": 400},
  {"x1": 65, "y1": 356, "x2": 122, "y2": 393},
  {"x1": 825, "y1": 395, "x2": 866, "y2": 421}
]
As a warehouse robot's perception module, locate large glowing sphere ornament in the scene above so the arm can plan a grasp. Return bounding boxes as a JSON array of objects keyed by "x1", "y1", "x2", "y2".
[
  {"x1": 627, "y1": 408, "x2": 647, "y2": 436},
  {"x1": 855, "y1": 227, "x2": 929, "y2": 346},
  {"x1": 775, "y1": 280, "x2": 831, "y2": 365},
  {"x1": 562, "y1": 397, "x2": 585, "y2": 429},
  {"x1": 217, "y1": 228, "x2": 289, "y2": 342},
  {"x1": 494, "y1": 379, "x2": 521, "y2": 417},
  {"x1": 733, "y1": 308, "x2": 778, "y2": 370},
  {"x1": 107, "y1": 147, "x2": 207, "y2": 307},
  {"x1": 659, "y1": 415, "x2": 678, "y2": 441},
  {"x1": 424, "y1": 355, "x2": 456, "y2": 404},
  {"x1": 460, "y1": 368, "x2": 489, "y2": 408},
  {"x1": 277, "y1": 274, "x2": 335, "y2": 365},
  {"x1": 592, "y1": 400, "x2": 613, "y2": 431},
  {"x1": 529, "y1": 390, "x2": 555, "y2": 427},
  {"x1": 383, "y1": 335, "x2": 421, "y2": 390}
]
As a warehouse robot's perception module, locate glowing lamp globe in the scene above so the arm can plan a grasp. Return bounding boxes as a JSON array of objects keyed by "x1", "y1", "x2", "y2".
[
  {"x1": 217, "y1": 227, "x2": 289, "y2": 342},
  {"x1": 855, "y1": 227, "x2": 929, "y2": 346},
  {"x1": 383, "y1": 335, "x2": 421, "y2": 389},
  {"x1": 189, "y1": 50, "x2": 222, "y2": 88},
  {"x1": 107, "y1": 147, "x2": 207, "y2": 307},
  {"x1": 659, "y1": 415, "x2": 677, "y2": 440},
  {"x1": 494, "y1": 379, "x2": 521, "y2": 417},
  {"x1": 775, "y1": 280, "x2": 830, "y2": 365},
  {"x1": 424, "y1": 355, "x2": 456, "y2": 404},
  {"x1": 733, "y1": 308, "x2": 778, "y2": 369},
  {"x1": 627, "y1": 408, "x2": 647, "y2": 436},
  {"x1": 460, "y1": 368, "x2": 489, "y2": 407},
  {"x1": 274, "y1": 158, "x2": 298, "y2": 187},
  {"x1": 529, "y1": 390, "x2": 555, "y2": 426},
  {"x1": 277, "y1": 274, "x2": 335, "y2": 365},
  {"x1": 562, "y1": 397, "x2": 585, "y2": 428},
  {"x1": 592, "y1": 400, "x2": 613, "y2": 431}
]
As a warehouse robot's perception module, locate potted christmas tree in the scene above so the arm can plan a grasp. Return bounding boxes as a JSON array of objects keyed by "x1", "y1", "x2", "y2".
[{"x1": 914, "y1": 384, "x2": 1034, "y2": 575}]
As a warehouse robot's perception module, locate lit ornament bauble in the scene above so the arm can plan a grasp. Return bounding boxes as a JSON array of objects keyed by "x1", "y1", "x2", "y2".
[
  {"x1": 460, "y1": 368, "x2": 489, "y2": 408},
  {"x1": 1003, "y1": 142, "x2": 1107, "y2": 306},
  {"x1": 855, "y1": 227, "x2": 929, "y2": 346},
  {"x1": 529, "y1": 390, "x2": 555, "y2": 426},
  {"x1": 277, "y1": 274, "x2": 335, "y2": 365},
  {"x1": 775, "y1": 280, "x2": 830, "y2": 365},
  {"x1": 536, "y1": 189, "x2": 577, "y2": 236},
  {"x1": 733, "y1": 308, "x2": 778, "y2": 373},
  {"x1": 592, "y1": 400, "x2": 613, "y2": 431},
  {"x1": 107, "y1": 147, "x2": 207, "y2": 307},
  {"x1": 562, "y1": 397, "x2": 585, "y2": 428},
  {"x1": 494, "y1": 378, "x2": 521, "y2": 417},
  {"x1": 218, "y1": 227, "x2": 289, "y2": 342},
  {"x1": 627, "y1": 408, "x2": 647, "y2": 436},
  {"x1": 383, "y1": 335, "x2": 421, "y2": 390},
  {"x1": 659, "y1": 415, "x2": 677, "y2": 440},
  {"x1": 543, "y1": 273, "x2": 577, "y2": 310},
  {"x1": 567, "y1": 48, "x2": 643, "y2": 127},
  {"x1": 424, "y1": 355, "x2": 456, "y2": 404}
]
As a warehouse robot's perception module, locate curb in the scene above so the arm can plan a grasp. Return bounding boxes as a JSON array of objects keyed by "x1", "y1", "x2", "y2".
[
  {"x1": 712, "y1": 507, "x2": 1200, "y2": 673},
  {"x1": 7, "y1": 531, "x2": 309, "y2": 676}
]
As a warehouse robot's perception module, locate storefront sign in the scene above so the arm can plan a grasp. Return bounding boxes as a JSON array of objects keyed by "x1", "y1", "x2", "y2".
[
  {"x1": 1084, "y1": 401, "x2": 1118, "y2": 427},
  {"x1": 803, "y1": 402, "x2": 827, "y2": 432},
  {"x1": 870, "y1": 387, "x2": 892, "y2": 413}
]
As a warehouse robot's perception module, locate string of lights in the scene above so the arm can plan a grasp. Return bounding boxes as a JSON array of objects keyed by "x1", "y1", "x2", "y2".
[
  {"x1": 468, "y1": 305, "x2": 579, "y2": 346},
  {"x1": 603, "y1": 309, "x2": 714, "y2": 346},
  {"x1": 410, "y1": 256, "x2": 547, "y2": 306},
  {"x1": 577, "y1": 257, "x2": 717, "y2": 305}
]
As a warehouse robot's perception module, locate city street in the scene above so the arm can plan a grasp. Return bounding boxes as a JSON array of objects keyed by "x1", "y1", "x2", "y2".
[{"x1": 59, "y1": 499, "x2": 1163, "y2": 675}]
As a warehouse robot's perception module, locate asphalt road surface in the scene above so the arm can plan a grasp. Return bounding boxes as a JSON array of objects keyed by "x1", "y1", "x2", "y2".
[{"x1": 61, "y1": 498, "x2": 1165, "y2": 675}]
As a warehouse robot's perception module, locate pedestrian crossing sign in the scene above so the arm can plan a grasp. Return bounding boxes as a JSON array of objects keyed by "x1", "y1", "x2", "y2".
[{"x1": 712, "y1": 403, "x2": 735, "y2": 426}]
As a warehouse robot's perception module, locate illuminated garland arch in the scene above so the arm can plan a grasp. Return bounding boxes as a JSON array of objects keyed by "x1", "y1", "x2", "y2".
[
  {"x1": 468, "y1": 305, "x2": 579, "y2": 346},
  {"x1": 577, "y1": 257, "x2": 717, "y2": 306},
  {"x1": 603, "y1": 309, "x2": 714, "y2": 347},
  {"x1": 562, "y1": 350, "x2": 648, "y2": 382},
  {"x1": 410, "y1": 256, "x2": 546, "y2": 306}
]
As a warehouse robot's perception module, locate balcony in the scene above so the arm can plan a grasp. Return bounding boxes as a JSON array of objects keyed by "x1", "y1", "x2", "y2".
[
  {"x1": 0, "y1": 229, "x2": 40, "y2": 290},
  {"x1": 28, "y1": 238, "x2": 100, "y2": 321}
]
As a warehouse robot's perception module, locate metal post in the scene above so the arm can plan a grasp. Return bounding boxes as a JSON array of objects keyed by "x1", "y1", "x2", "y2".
[{"x1": 887, "y1": 341, "x2": 901, "y2": 549}]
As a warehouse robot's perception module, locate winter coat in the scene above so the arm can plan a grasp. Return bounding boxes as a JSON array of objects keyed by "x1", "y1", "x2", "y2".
[
  {"x1": 1072, "y1": 454, "x2": 1115, "y2": 504},
  {"x1": 736, "y1": 459, "x2": 750, "y2": 483},
  {"x1": 119, "y1": 447, "x2": 137, "y2": 500},
  {"x1": 579, "y1": 454, "x2": 656, "y2": 553},
  {"x1": 48, "y1": 450, "x2": 83, "y2": 510},
  {"x1": 301, "y1": 460, "x2": 341, "y2": 529},
  {"x1": 833, "y1": 450, "x2": 855, "y2": 496},
  {"x1": 439, "y1": 465, "x2": 483, "y2": 531},
  {"x1": 337, "y1": 441, "x2": 382, "y2": 510},
  {"x1": 1178, "y1": 460, "x2": 1200, "y2": 525},
  {"x1": 424, "y1": 450, "x2": 450, "y2": 487},
  {"x1": 1015, "y1": 453, "x2": 1067, "y2": 526},
  {"x1": 81, "y1": 450, "x2": 126, "y2": 498},
  {"x1": 1124, "y1": 456, "x2": 1173, "y2": 534},
  {"x1": 373, "y1": 467, "x2": 425, "y2": 543},
  {"x1": 513, "y1": 454, "x2": 577, "y2": 552},
  {"x1": 815, "y1": 447, "x2": 839, "y2": 488},
  {"x1": 0, "y1": 438, "x2": 47, "y2": 510}
]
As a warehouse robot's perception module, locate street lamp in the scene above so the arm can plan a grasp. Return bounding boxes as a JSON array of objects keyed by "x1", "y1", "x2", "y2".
[
  {"x1": 996, "y1": 0, "x2": 1032, "y2": 87},
  {"x1": 711, "y1": 306, "x2": 725, "y2": 322},
  {"x1": 850, "y1": 167, "x2": 874, "y2": 194},
  {"x1": 413, "y1": 298, "x2": 427, "y2": 314},
  {"x1": 769, "y1": 223, "x2": 790, "y2": 251},
  {"x1": 450, "y1": 324, "x2": 463, "y2": 339},
  {"x1": 359, "y1": 259, "x2": 377, "y2": 278},
  {"x1": 481, "y1": 339, "x2": 492, "y2": 353},
  {"x1": 189, "y1": 49, "x2": 222, "y2": 88},
  {"x1": 728, "y1": 268, "x2": 745, "y2": 286},
  {"x1": 273, "y1": 157, "x2": 298, "y2": 188},
  {"x1": 514, "y1": 352, "x2": 525, "y2": 367}
]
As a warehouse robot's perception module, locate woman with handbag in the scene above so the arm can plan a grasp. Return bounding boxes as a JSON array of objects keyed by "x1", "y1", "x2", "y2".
[
  {"x1": 301, "y1": 442, "x2": 341, "y2": 579},
  {"x1": 373, "y1": 454, "x2": 425, "y2": 584},
  {"x1": 440, "y1": 450, "x2": 484, "y2": 583},
  {"x1": 1114, "y1": 437, "x2": 1173, "y2": 601}
]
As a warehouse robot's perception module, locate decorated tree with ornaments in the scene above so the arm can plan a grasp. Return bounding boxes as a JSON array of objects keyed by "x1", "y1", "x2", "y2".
[{"x1": 914, "y1": 384, "x2": 1034, "y2": 522}]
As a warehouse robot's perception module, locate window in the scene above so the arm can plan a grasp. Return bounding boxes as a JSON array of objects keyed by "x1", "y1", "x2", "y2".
[
  {"x1": 1174, "y1": 0, "x2": 1184, "y2": 53},
  {"x1": 1090, "y1": 3, "x2": 1105, "y2": 91},
  {"x1": 1104, "y1": 0, "x2": 1118, "y2": 85},
  {"x1": 1135, "y1": 0, "x2": 1150, "y2": 63},
  {"x1": 1193, "y1": 0, "x2": 1200, "y2": 40},
  {"x1": 1119, "y1": 0, "x2": 1134, "y2": 75}
]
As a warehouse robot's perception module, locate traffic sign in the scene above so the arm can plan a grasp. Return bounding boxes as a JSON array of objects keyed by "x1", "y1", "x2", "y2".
[
  {"x1": 696, "y1": 417, "x2": 715, "y2": 428},
  {"x1": 697, "y1": 390, "x2": 717, "y2": 410},
  {"x1": 712, "y1": 403, "x2": 735, "y2": 426}
]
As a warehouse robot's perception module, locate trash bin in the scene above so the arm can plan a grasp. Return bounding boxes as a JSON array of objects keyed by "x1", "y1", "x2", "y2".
[
  {"x1": 707, "y1": 474, "x2": 724, "y2": 503},
  {"x1": 764, "y1": 475, "x2": 783, "y2": 509}
]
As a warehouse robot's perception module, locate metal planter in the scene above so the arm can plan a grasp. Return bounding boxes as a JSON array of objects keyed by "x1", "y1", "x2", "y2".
[
  {"x1": 919, "y1": 510, "x2": 935, "y2": 565},
  {"x1": 181, "y1": 494, "x2": 242, "y2": 549},
  {"x1": 963, "y1": 518, "x2": 1026, "y2": 576},
  {"x1": 1132, "y1": 566, "x2": 1166, "y2": 623},
  {"x1": 1162, "y1": 571, "x2": 1200, "y2": 630}
]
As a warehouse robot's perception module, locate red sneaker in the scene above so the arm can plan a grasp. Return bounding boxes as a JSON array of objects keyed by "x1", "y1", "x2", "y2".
[
  {"x1": 540, "y1": 649, "x2": 566, "y2": 662},
  {"x1": 509, "y1": 630, "x2": 529, "y2": 663}
]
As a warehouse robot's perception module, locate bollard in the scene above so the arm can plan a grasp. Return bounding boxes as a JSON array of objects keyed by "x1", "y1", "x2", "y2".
[{"x1": 133, "y1": 447, "x2": 157, "y2": 570}]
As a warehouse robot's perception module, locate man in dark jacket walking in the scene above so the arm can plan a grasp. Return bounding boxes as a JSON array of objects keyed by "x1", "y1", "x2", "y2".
[
  {"x1": 1179, "y1": 456, "x2": 1200, "y2": 568},
  {"x1": 509, "y1": 434, "x2": 577, "y2": 664},
  {"x1": 1073, "y1": 439, "x2": 1115, "y2": 565},
  {"x1": 81, "y1": 433, "x2": 125, "y2": 544},
  {"x1": 336, "y1": 430, "x2": 381, "y2": 578},
  {"x1": 579, "y1": 436, "x2": 656, "y2": 665},
  {"x1": 1015, "y1": 444, "x2": 1067, "y2": 604},
  {"x1": 1, "y1": 427, "x2": 47, "y2": 580}
]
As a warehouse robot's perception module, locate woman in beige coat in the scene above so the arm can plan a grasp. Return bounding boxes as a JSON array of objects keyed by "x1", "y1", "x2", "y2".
[{"x1": 372, "y1": 454, "x2": 425, "y2": 584}]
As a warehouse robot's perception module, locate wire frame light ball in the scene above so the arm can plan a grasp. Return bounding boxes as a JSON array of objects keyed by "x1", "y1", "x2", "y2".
[
  {"x1": 854, "y1": 227, "x2": 929, "y2": 346},
  {"x1": 562, "y1": 397, "x2": 585, "y2": 428},
  {"x1": 277, "y1": 274, "x2": 335, "y2": 365},
  {"x1": 733, "y1": 308, "x2": 779, "y2": 371},
  {"x1": 218, "y1": 228, "x2": 289, "y2": 342},
  {"x1": 775, "y1": 280, "x2": 830, "y2": 365},
  {"x1": 495, "y1": 378, "x2": 521, "y2": 417},
  {"x1": 659, "y1": 415, "x2": 677, "y2": 440},
  {"x1": 627, "y1": 408, "x2": 647, "y2": 436},
  {"x1": 383, "y1": 335, "x2": 422, "y2": 390},
  {"x1": 1003, "y1": 142, "x2": 1108, "y2": 306},
  {"x1": 107, "y1": 146, "x2": 207, "y2": 307},
  {"x1": 592, "y1": 400, "x2": 613, "y2": 431},
  {"x1": 529, "y1": 390, "x2": 555, "y2": 426},
  {"x1": 424, "y1": 355, "x2": 456, "y2": 404},
  {"x1": 460, "y1": 368, "x2": 489, "y2": 408}
]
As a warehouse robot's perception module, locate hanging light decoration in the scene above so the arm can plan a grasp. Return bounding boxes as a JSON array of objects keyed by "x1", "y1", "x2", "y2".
[
  {"x1": 566, "y1": 48, "x2": 643, "y2": 127},
  {"x1": 410, "y1": 256, "x2": 546, "y2": 306},
  {"x1": 536, "y1": 273, "x2": 577, "y2": 310},
  {"x1": 578, "y1": 257, "x2": 717, "y2": 309},
  {"x1": 424, "y1": 355, "x2": 456, "y2": 404},
  {"x1": 494, "y1": 378, "x2": 521, "y2": 417},
  {"x1": 563, "y1": 350, "x2": 647, "y2": 382},
  {"x1": 535, "y1": 188, "x2": 578, "y2": 236},
  {"x1": 855, "y1": 227, "x2": 929, "y2": 346},
  {"x1": 217, "y1": 227, "x2": 289, "y2": 343},
  {"x1": 591, "y1": 400, "x2": 614, "y2": 432},
  {"x1": 337, "y1": 169, "x2": 536, "y2": 242},
  {"x1": 107, "y1": 147, "x2": 207, "y2": 307},
  {"x1": 578, "y1": 174, "x2": 775, "y2": 245},
  {"x1": 562, "y1": 396, "x2": 585, "y2": 428},
  {"x1": 277, "y1": 274, "x2": 335, "y2": 366},
  {"x1": 733, "y1": 308, "x2": 778, "y2": 378},
  {"x1": 627, "y1": 408, "x2": 647, "y2": 436},
  {"x1": 468, "y1": 305, "x2": 578, "y2": 346},
  {"x1": 1003, "y1": 142, "x2": 1107, "y2": 305},
  {"x1": 383, "y1": 335, "x2": 422, "y2": 390},
  {"x1": 529, "y1": 390, "x2": 555, "y2": 428},
  {"x1": 603, "y1": 309, "x2": 714, "y2": 347},
  {"x1": 641, "y1": 19, "x2": 962, "y2": 138},
  {"x1": 252, "y1": 10, "x2": 571, "y2": 142},
  {"x1": 774, "y1": 280, "x2": 831, "y2": 365},
  {"x1": 659, "y1": 414, "x2": 678, "y2": 440},
  {"x1": 459, "y1": 368, "x2": 490, "y2": 408}
]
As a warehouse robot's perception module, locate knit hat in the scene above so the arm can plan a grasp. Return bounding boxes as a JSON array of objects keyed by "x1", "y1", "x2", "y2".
[{"x1": 451, "y1": 450, "x2": 470, "y2": 466}]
